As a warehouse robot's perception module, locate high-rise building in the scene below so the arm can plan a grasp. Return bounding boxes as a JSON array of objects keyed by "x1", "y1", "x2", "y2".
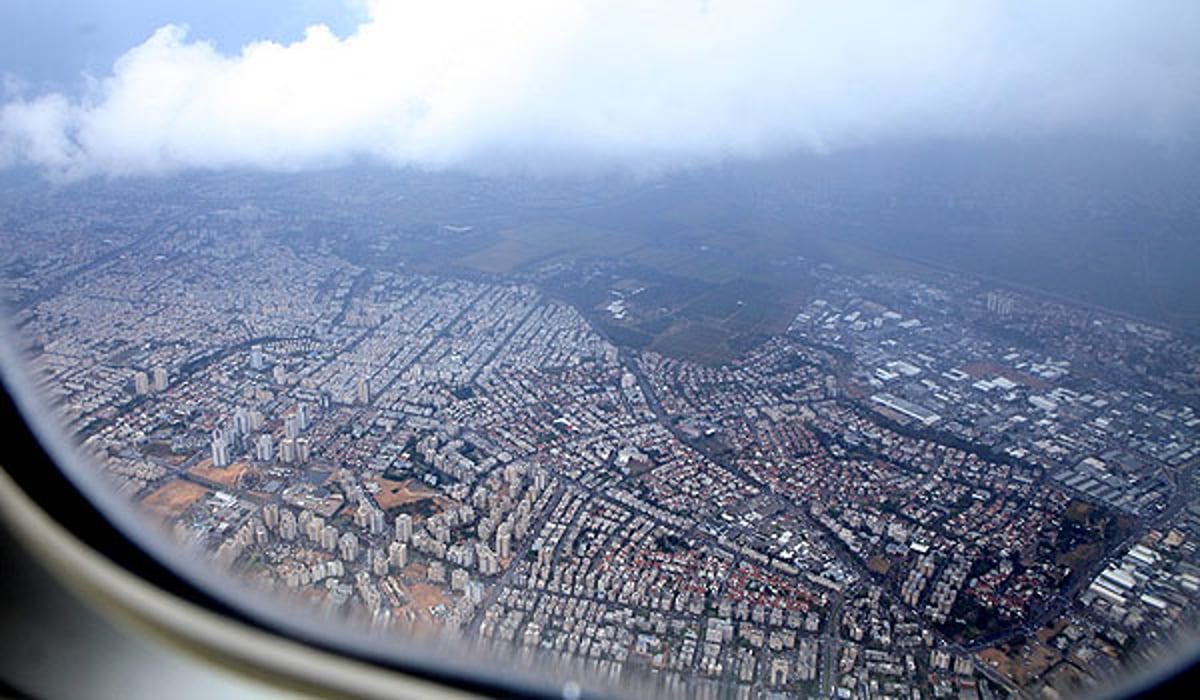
[
  {"x1": 371, "y1": 549, "x2": 388, "y2": 577},
  {"x1": 248, "y1": 409, "x2": 265, "y2": 431},
  {"x1": 320, "y1": 524, "x2": 338, "y2": 551},
  {"x1": 429, "y1": 520, "x2": 450, "y2": 544},
  {"x1": 389, "y1": 542, "x2": 407, "y2": 570},
  {"x1": 986, "y1": 291, "x2": 1015, "y2": 316},
  {"x1": 133, "y1": 371, "x2": 150, "y2": 395},
  {"x1": 368, "y1": 508, "x2": 385, "y2": 536},
  {"x1": 296, "y1": 437, "x2": 311, "y2": 464},
  {"x1": 233, "y1": 407, "x2": 250, "y2": 436},
  {"x1": 256, "y1": 433, "x2": 274, "y2": 462},
  {"x1": 296, "y1": 403, "x2": 309, "y2": 431},
  {"x1": 249, "y1": 345, "x2": 265, "y2": 371},
  {"x1": 338, "y1": 532, "x2": 359, "y2": 562},
  {"x1": 496, "y1": 524, "x2": 512, "y2": 560},
  {"x1": 356, "y1": 376, "x2": 371, "y2": 405},
  {"x1": 395, "y1": 514, "x2": 413, "y2": 543},
  {"x1": 279, "y1": 509, "x2": 297, "y2": 541},
  {"x1": 211, "y1": 428, "x2": 230, "y2": 468},
  {"x1": 305, "y1": 515, "x2": 324, "y2": 543},
  {"x1": 280, "y1": 438, "x2": 296, "y2": 463},
  {"x1": 151, "y1": 367, "x2": 168, "y2": 392},
  {"x1": 262, "y1": 503, "x2": 279, "y2": 529},
  {"x1": 477, "y1": 546, "x2": 499, "y2": 576},
  {"x1": 285, "y1": 413, "x2": 301, "y2": 439}
]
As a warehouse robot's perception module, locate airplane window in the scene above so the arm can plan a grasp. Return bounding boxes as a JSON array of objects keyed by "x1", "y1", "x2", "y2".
[{"x1": 1, "y1": 2, "x2": 1198, "y2": 698}]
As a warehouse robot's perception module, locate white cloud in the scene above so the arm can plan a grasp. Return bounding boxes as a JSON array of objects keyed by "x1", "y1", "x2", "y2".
[{"x1": 1, "y1": 0, "x2": 1197, "y2": 178}]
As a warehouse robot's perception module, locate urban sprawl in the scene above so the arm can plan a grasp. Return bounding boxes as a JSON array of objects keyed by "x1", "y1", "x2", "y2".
[{"x1": 4, "y1": 183, "x2": 1200, "y2": 699}]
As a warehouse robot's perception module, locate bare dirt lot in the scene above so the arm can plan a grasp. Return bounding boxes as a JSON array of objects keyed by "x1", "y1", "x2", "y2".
[
  {"x1": 140, "y1": 479, "x2": 209, "y2": 520},
  {"x1": 188, "y1": 459, "x2": 250, "y2": 489},
  {"x1": 371, "y1": 477, "x2": 448, "y2": 512}
]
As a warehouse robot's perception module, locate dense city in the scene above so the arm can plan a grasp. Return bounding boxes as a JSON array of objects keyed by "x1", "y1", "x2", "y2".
[{"x1": 2, "y1": 175, "x2": 1198, "y2": 700}]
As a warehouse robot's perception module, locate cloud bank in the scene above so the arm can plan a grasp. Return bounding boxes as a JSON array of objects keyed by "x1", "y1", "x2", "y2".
[{"x1": 1, "y1": 0, "x2": 1197, "y2": 178}]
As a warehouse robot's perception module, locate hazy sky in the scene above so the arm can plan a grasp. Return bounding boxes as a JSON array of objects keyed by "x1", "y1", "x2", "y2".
[{"x1": 0, "y1": 0, "x2": 1197, "y2": 178}]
